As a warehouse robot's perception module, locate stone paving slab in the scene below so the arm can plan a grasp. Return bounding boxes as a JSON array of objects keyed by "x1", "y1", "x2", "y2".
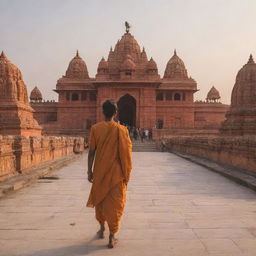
[
  {"x1": 0, "y1": 152, "x2": 256, "y2": 255},
  {"x1": 171, "y1": 151, "x2": 256, "y2": 192},
  {"x1": 0, "y1": 154, "x2": 81, "y2": 199}
]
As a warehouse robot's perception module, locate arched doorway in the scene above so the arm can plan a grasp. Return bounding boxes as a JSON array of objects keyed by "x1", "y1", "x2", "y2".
[{"x1": 117, "y1": 94, "x2": 136, "y2": 127}]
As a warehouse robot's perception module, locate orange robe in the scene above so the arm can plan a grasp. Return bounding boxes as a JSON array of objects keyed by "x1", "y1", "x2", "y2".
[{"x1": 86, "y1": 121, "x2": 132, "y2": 234}]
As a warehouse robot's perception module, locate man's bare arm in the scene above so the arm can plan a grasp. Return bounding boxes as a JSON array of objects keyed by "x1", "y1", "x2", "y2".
[{"x1": 87, "y1": 149, "x2": 96, "y2": 183}]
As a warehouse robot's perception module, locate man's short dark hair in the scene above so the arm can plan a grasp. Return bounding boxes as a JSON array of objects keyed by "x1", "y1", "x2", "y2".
[{"x1": 102, "y1": 100, "x2": 118, "y2": 118}]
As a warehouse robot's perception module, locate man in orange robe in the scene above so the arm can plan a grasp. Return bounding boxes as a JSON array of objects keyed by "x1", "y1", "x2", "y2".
[{"x1": 87, "y1": 100, "x2": 132, "y2": 248}]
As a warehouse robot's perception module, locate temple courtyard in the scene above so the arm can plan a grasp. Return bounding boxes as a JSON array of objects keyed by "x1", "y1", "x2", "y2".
[{"x1": 0, "y1": 152, "x2": 256, "y2": 256}]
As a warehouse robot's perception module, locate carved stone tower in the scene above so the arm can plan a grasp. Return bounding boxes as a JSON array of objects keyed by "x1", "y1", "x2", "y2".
[{"x1": 0, "y1": 51, "x2": 42, "y2": 135}]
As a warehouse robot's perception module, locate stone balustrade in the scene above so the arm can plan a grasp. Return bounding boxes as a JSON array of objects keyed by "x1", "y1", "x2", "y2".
[
  {"x1": 163, "y1": 136, "x2": 256, "y2": 174},
  {"x1": 0, "y1": 135, "x2": 85, "y2": 181}
]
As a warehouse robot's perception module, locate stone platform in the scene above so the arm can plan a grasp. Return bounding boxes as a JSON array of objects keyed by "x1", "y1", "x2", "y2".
[{"x1": 0, "y1": 152, "x2": 256, "y2": 255}]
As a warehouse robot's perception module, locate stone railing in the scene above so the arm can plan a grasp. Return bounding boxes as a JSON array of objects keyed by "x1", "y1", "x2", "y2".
[
  {"x1": 162, "y1": 136, "x2": 256, "y2": 174},
  {"x1": 0, "y1": 135, "x2": 85, "y2": 182}
]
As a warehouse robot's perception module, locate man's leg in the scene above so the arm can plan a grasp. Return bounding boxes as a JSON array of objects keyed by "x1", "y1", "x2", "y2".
[
  {"x1": 95, "y1": 203, "x2": 106, "y2": 239},
  {"x1": 101, "y1": 181, "x2": 127, "y2": 248}
]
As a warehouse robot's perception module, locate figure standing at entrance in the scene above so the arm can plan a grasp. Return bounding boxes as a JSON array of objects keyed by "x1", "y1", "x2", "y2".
[{"x1": 87, "y1": 100, "x2": 132, "y2": 248}]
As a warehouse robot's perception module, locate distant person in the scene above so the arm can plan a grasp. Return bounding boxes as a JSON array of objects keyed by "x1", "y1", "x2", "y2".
[
  {"x1": 144, "y1": 129, "x2": 149, "y2": 140},
  {"x1": 139, "y1": 128, "x2": 145, "y2": 142},
  {"x1": 149, "y1": 128, "x2": 153, "y2": 140},
  {"x1": 87, "y1": 100, "x2": 132, "y2": 248},
  {"x1": 133, "y1": 127, "x2": 138, "y2": 140}
]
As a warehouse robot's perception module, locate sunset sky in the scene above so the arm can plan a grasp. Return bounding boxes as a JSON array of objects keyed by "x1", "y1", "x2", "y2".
[{"x1": 1, "y1": 0, "x2": 255, "y2": 103}]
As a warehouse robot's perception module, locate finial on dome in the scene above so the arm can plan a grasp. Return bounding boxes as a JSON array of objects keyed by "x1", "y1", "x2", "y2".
[
  {"x1": 248, "y1": 54, "x2": 255, "y2": 64},
  {"x1": 174, "y1": 49, "x2": 177, "y2": 56},
  {"x1": 110, "y1": 46, "x2": 113, "y2": 52},
  {"x1": 76, "y1": 50, "x2": 80, "y2": 57}
]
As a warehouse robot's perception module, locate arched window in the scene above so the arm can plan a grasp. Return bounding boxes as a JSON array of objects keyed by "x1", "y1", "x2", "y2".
[
  {"x1": 71, "y1": 93, "x2": 79, "y2": 101},
  {"x1": 156, "y1": 92, "x2": 163, "y2": 101},
  {"x1": 174, "y1": 93, "x2": 181, "y2": 101}
]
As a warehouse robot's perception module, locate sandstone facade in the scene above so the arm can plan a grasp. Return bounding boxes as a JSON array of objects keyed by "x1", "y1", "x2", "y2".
[{"x1": 30, "y1": 26, "x2": 228, "y2": 138}]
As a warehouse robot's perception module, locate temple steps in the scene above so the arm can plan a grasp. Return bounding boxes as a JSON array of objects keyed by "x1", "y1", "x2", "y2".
[{"x1": 132, "y1": 140, "x2": 159, "y2": 152}]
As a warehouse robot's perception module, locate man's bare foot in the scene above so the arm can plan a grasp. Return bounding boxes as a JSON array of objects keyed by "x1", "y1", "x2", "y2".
[
  {"x1": 97, "y1": 224, "x2": 105, "y2": 239},
  {"x1": 108, "y1": 234, "x2": 118, "y2": 249}
]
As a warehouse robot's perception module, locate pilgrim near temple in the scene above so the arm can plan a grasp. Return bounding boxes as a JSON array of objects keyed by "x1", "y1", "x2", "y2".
[
  {"x1": 0, "y1": 22, "x2": 255, "y2": 182},
  {"x1": 29, "y1": 24, "x2": 229, "y2": 138}
]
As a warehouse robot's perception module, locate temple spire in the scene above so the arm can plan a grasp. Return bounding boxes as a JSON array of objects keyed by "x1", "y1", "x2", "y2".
[
  {"x1": 248, "y1": 54, "x2": 255, "y2": 64},
  {"x1": 0, "y1": 51, "x2": 7, "y2": 59}
]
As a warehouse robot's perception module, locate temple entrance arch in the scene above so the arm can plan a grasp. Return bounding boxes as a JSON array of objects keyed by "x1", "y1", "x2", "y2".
[{"x1": 117, "y1": 94, "x2": 136, "y2": 127}]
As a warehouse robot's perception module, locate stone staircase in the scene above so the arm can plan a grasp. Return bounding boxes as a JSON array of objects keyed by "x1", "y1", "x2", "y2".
[{"x1": 132, "y1": 140, "x2": 160, "y2": 152}]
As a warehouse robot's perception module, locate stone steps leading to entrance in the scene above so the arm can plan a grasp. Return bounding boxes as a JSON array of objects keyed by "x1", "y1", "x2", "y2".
[{"x1": 132, "y1": 140, "x2": 159, "y2": 152}]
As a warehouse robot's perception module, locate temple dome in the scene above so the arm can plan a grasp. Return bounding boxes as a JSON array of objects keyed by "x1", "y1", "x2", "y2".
[
  {"x1": 30, "y1": 86, "x2": 42, "y2": 101},
  {"x1": 147, "y1": 57, "x2": 158, "y2": 70},
  {"x1": 206, "y1": 86, "x2": 221, "y2": 102},
  {"x1": 220, "y1": 54, "x2": 256, "y2": 135},
  {"x1": 231, "y1": 54, "x2": 256, "y2": 107},
  {"x1": 65, "y1": 50, "x2": 89, "y2": 79},
  {"x1": 164, "y1": 50, "x2": 188, "y2": 79},
  {"x1": 115, "y1": 32, "x2": 141, "y2": 57},
  {"x1": 98, "y1": 57, "x2": 108, "y2": 70}
]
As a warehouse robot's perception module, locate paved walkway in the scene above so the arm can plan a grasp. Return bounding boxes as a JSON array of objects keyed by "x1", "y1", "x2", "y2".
[{"x1": 1, "y1": 152, "x2": 256, "y2": 256}]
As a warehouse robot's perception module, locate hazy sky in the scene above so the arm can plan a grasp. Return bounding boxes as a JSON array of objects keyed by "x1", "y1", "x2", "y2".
[{"x1": 1, "y1": 0, "x2": 255, "y2": 103}]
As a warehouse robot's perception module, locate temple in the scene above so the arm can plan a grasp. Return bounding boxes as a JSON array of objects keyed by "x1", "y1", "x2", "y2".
[{"x1": 30, "y1": 25, "x2": 229, "y2": 138}]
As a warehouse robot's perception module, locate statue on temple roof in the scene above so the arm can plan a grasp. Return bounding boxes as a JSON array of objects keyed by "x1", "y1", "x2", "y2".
[{"x1": 125, "y1": 21, "x2": 131, "y2": 33}]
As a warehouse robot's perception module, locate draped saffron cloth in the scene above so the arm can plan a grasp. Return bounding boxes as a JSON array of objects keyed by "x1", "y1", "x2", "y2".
[{"x1": 86, "y1": 121, "x2": 132, "y2": 234}]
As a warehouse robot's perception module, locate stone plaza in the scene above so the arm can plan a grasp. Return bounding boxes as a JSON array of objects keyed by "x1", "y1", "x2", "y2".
[{"x1": 0, "y1": 152, "x2": 256, "y2": 256}]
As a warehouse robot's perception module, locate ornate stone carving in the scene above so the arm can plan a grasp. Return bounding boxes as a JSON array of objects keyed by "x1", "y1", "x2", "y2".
[{"x1": 0, "y1": 51, "x2": 29, "y2": 103}]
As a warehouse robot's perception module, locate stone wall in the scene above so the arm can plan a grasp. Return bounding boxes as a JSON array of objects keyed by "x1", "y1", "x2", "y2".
[
  {"x1": 0, "y1": 135, "x2": 85, "y2": 181},
  {"x1": 163, "y1": 136, "x2": 256, "y2": 174}
]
